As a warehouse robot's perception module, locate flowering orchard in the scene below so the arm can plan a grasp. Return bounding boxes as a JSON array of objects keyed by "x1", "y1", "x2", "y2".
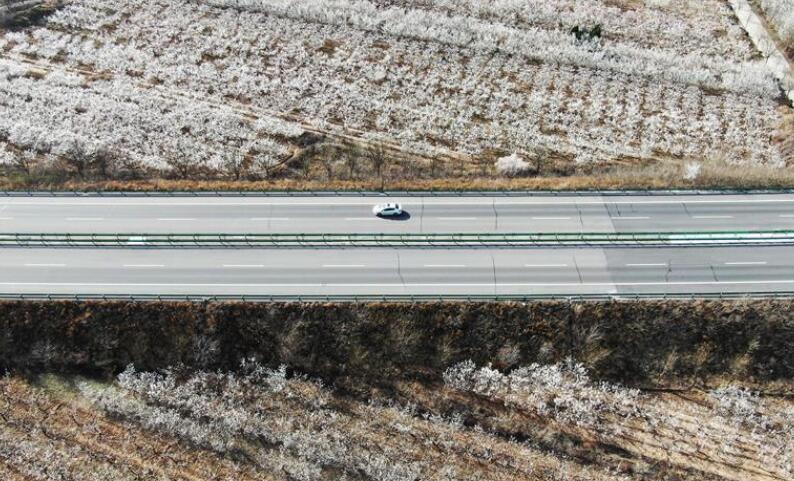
[
  {"x1": 0, "y1": 0, "x2": 790, "y2": 181},
  {"x1": 2, "y1": 362, "x2": 790, "y2": 480},
  {"x1": 444, "y1": 360, "x2": 794, "y2": 480}
]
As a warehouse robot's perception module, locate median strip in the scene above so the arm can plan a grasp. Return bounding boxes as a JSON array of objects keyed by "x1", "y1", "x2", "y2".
[
  {"x1": 0, "y1": 232, "x2": 790, "y2": 248},
  {"x1": 1, "y1": 231, "x2": 793, "y2": 248}
]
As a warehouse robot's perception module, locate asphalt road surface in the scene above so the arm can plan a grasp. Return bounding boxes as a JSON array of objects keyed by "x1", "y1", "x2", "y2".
[
  {"x1": 2, "y1": 193, "x2": 792, "y2": 297},
  {"x1": 2, "y1": 194, "x2": 794, "y2": 234},
  {"x1": 1, "y1": 245, "x2": 792, "y2": 297}
]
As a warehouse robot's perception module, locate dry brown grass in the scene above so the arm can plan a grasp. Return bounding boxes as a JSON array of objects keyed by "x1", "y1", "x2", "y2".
[
  {"x1": 4, "y1": 158, "x2": 794, "y2": 191},
  {"x1": 777, "y1": 111, "x2": 794, "y2": 161}
]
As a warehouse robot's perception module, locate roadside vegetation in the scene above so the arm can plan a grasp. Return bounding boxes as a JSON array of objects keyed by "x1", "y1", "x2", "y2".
[
  {"x1": 0, "y1": 0, "x2": 792, "y2": 191},
  {"x1": 2, "y1": 298, "x2": 794, "y2": 480},
  {"x1": 5, "y1": 154, "x2": 794, "y2": 192},
  {"x1": 3, "y1": 299, "x2": 793, "y2": 389}
]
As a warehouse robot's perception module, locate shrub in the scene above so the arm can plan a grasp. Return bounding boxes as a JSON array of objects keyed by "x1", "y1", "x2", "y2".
[
  {"x1": 683, "y1": 161, "x2": 701, "y2": 181},
  {"x1": 495, "y1": 152, "x2": 532, "y2": 177},
  {"x1": 570, "y1": 24, "x2": 603, "y2": 42}
]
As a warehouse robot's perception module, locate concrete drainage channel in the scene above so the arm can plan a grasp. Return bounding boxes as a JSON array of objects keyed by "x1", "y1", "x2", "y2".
[{"x1": 1, "y1": 231, "x2": 794, "y2": 248}]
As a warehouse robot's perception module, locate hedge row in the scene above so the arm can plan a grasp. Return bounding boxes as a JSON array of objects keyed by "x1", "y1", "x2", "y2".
[{"x1": 1, "y1": 300, "x2": 793, "y2": 387}]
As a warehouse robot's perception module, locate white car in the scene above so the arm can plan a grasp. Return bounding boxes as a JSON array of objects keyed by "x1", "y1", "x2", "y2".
[{"x1": 372, "y1": 202, "x2": 403, "y2": 217}]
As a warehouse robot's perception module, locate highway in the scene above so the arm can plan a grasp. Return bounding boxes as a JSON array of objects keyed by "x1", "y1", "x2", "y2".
[
  {"x1": 2, "y1": 192, "x2": 793, "y2": 298},
  {"x1": 2, "y1": 193, "x2": 794, "y2": 233},
  {"x1": 0, "y1": 246, "x2": 792, "y2": 297}
]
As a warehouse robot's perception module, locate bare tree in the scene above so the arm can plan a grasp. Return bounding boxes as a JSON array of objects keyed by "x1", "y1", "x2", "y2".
[
  {"x1": 60, "y1": 140, "x2": 115, "y2": 180},
  {"x1": 222, "y1": 150, "x2": 248, "y2": 180},
  {"x1": 530, "y1": 146, "x2": 551, "y2": 175},
  {"x1": 164, "y1": 139, "x2": 198, "y2": 179},
  {"x1": 12, "y1": 150, "x2": 36, "y2": 179},
  {"x1": 366, "y1": 144, "x2": 388, "y2": 190},
  {"x1": 344, "y1": 147, "x2": 359, "y2": 180}
]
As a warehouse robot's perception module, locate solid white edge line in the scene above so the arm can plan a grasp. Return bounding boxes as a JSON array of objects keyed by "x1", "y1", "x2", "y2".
[
  {"x1": 724, "y1": 261, "x2": 768, "y2": 266},
  {"x1": 3, "y1": 280, "x2": 794, "y2": 287}
]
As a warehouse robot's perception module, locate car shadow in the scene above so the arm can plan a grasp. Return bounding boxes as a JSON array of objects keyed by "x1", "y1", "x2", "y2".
[{"x1": 378, "y1": 211, "x2": 412, "y2": 221}]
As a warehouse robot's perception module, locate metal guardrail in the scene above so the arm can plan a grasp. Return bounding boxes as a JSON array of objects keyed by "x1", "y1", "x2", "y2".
[
  {"x1": 2, "y1": 231, "x2": 794, "y2": 248},
  {"x1": 3, "y1": 189, "x2": 794, "y2": 197},
  {"x1": 0, "y1": 292, "x2": 792, "y2": 302}
]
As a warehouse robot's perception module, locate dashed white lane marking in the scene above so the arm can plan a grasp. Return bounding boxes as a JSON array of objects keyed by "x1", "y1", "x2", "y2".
[
  {"x1": 611, "y1": 217, "x2": 651, "y2": 220},
  {"x1": 322, "y1": 264, "x2": 366, "y2": 268},
  {"x1": 424, "y1": 264, "x2": 466, "y2": 268},
  {"x1": 525, "y1": 264, "x2": 568, "y2": 268},
  {"x1": 223, "y1": 264, "x2": 265, "y2": 268},
  {"x1": 24, "y1": 263, "x2": 65, "y2": 267},
  {"x1": 0, "y1": 217, "x2": 13, "y2": 220},
  {"x1": 345, "y1": 218, "x2": 379, "y2": 221},
  {"x1": 693, "y1": 215, "x2": 734, "y2": 219},
  {"x1": 626, "y1": 263, "x2": 667, "y2": 267},
  {"x1": 780, "y1": 214, "x2": 794, "y2": 218},
  {"x1": 250, "y1": 218, "x2": 290, "y2": 221},
  {"x1": 123, "y1": 264, "x2": 165, "y2": 268},
  {"x1": 158, "y1": 218, "x2": 195, "y2": 221},
  {"x1": 724, "y1": 261, "x2": 768, "y2": 266},
  {"x1": 532, "y1": 217, "x2": 571, "y2": 220},
  {"x1": 437, "y1": 217, "x2": 477, "y2": 221},
  {"x1": 66, "y1": 217, "x2": 104, "y2": 221}
]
